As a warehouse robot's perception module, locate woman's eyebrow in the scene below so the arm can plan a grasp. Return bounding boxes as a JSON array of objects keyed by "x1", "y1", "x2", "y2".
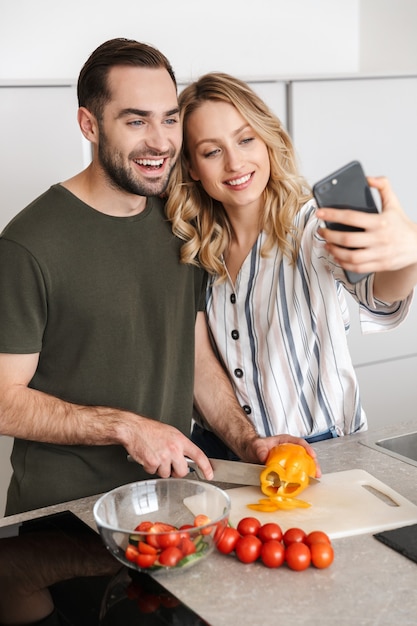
[{"x1": 194, "y1": 123, "x2": 252, "y2": 148}]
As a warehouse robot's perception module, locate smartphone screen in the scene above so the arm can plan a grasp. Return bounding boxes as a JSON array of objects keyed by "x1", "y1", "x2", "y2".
[{"x1": 313, "y1": 160, "x2": 379, "y2": 282}]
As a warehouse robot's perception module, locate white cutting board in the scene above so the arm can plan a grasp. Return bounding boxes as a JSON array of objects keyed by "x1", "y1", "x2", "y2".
[{"x1": 224, "y1": 469, "x2": 417, "y2": 539}]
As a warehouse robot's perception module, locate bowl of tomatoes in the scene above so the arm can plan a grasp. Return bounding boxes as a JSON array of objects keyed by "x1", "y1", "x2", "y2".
[{"x1": 93, "y1": 478, "x2": 231, "y2": 576}]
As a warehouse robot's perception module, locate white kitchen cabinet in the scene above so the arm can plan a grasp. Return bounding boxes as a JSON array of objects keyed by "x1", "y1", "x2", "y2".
[
  {"x1": 356, "y1": 357, "x2": 417, "y2": 430},
  {"x1": 0, "y1": 82, "x2": 89, "y2": 230}
]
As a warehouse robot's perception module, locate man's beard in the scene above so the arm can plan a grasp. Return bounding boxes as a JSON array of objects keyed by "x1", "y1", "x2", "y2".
[{"x1": 98, "y1": 131, "x2": 175, "y2": 197}]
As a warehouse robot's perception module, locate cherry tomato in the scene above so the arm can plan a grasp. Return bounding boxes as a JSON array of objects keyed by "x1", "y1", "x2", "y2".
[
  {"x1": 235, "y1": 535, "x2": 262, "y2": 563},
  {"x1": 179, "y1": 536, "x2": 197, "y2": 556},
  {"x1": 194, "y1": 514, "x2": 213, "y2": 535},
  {"x1": 135, "y1": 521, "x2": 153, "y2": 532},
  {"x1": 260, "y1": 540, "x2": 285, "y2": 568},
  {"x1": 146, "y1": 523, "x2": 177, "y2": 549},
  {"x1": 236, "y1": 517, "x2": 262, "y2": 536},
  {"x1": 257, "y1": 522, "x2": 283, "y2": 543},
  {"x1": 310, "y1": 541, "x2": 334, "y2": 569},
  {"x1": 305, "y1": 530, "x2": 331, "y2": 547},
  {"x1": 179, "y1": 524, "x2": 194, "y2": 538},
  {"x1": 194, "y1": 514, "x2": 211, "y2": 526},
  {"x1": 216, "y1": 527, "x2": 241, "y2": 555},
  {"x1": 285, "y1": 542, "x2": 311, "y2": 571},
  {"x1": 138, "y1": 541, "x2": 158, "y2": 555},
  {"x1": 158, "y1": 546, "x2": 184, "y2": 567},
  {"x1": 214, "y1": 521, "x2": 228, "y2": 542},
  {"x1": 283, "y1": 527, "x2": 307, "y2": 547},
  {"x1": 136, "y1": 552, "x2": 158, "y2": 568},
  {"x1": 156, "y1": 531, "x2": 181, "y2": 550},
  {"x1": 125, "y1": 544, "x2": 139, "y2": 562}
]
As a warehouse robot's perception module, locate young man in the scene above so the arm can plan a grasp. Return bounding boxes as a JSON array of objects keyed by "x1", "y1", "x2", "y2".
[{"x1": 0, "y1": 39, "x2": 315, "y2": 515}]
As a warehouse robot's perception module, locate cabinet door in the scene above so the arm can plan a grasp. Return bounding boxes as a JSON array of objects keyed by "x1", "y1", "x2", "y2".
[
  {"x1": 0, "y1": 84, "x2": 89, "y2": 231},
  {"x1": 288, "y1": 76, "x2": 417, "y2": 366},
  {"x1": 356, "y1": 358, "x2": 417, "y2": 430},
  {"x1": 248, "y1": 81, "x2": 288, "y2": 128}
]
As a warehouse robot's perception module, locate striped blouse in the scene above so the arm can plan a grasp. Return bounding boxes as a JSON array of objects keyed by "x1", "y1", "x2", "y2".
[{"x1": 205, "y1": 200, "x2": 412, "y2": 438}]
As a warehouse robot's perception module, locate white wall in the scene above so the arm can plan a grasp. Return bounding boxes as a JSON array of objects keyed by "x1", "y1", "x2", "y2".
[
  {"x1": 1, "y1": 0, "x2": 360, "y2": 80},
  {"x1": 360, "y1": 0, "x2": 417, "y2": 72},
  {"x1": 1, "y1": 2, "x2": 415, "y2": 81}
]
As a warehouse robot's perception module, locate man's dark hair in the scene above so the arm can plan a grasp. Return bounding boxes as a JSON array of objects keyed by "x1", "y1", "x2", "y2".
[{"x1": 77, "y1": 38, "x2": 177, "y2": 120}]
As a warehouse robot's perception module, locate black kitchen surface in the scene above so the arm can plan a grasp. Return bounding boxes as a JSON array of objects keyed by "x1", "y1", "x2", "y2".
[{"x1": 0, "y1": 510, "x2": 210, "y2": 625}]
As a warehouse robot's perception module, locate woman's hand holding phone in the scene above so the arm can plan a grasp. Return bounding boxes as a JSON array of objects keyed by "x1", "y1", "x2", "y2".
[
  {"x1": 313, "y1": 160, "x2": 380, "y2": 282},
  {"x1": 317, "y1": 175, "x2": 416, "y2": 273}
]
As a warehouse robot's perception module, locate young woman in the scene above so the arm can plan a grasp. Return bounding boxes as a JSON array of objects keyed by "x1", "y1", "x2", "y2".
[{"x1": 166, "y1": 73, "x2": 417, "y2": 459}]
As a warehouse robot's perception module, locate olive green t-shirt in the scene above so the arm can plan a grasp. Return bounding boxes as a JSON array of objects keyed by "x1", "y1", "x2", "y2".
[{"x1": 0, "y1": 185, "x2": 205, "y2": 514}]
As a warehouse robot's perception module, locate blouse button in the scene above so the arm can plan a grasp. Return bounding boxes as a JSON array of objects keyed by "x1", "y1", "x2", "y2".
[
  {"x1": 243, "y1": 405, "x2": 252, "y2": 415},
  {"x1": 230, "y1": 293, "x2": 236, "y2": 304},
  {"x1": 231, "y1": 330, "x2": 239, "y2": 340},
  {"x1": 234, "y1": 368, "x2": 243, "y2": 378}
]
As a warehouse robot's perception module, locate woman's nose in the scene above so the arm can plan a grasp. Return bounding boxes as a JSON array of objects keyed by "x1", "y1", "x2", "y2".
[{"x1": 224, "y1": 148, "x2": 243, "y2": 171}]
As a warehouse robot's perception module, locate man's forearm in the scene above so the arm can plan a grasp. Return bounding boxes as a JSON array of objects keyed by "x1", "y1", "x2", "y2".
[{"x1": 0, "y1": 384, "x2": 132, "y2": 446}]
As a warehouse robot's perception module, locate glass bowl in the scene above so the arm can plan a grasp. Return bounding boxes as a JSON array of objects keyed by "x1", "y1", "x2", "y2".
[{"x1": 93, "y1": 478, "x2": 231, "y2": 576}]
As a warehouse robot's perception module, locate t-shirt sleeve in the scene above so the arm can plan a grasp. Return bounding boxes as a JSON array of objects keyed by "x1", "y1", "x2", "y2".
[
  {"x1": 0, "y1": 238, "x2": 47, "y2": 352},
  {"x1": 197, "y1": 269, "x2": 208, "y2": 312}
]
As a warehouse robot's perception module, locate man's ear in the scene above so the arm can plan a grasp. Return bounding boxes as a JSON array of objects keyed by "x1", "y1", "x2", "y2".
[{"x1": 77, "y1": 107, "x2": 99, "y2": 144}]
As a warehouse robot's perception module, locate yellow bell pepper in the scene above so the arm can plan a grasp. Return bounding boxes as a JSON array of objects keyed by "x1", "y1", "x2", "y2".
[{"x1": 248, "y1": 443, "x2": 317, "y2": 511}]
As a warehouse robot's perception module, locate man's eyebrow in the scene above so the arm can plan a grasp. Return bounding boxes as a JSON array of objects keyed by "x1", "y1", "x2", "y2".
[{"x1": 117, "y1": 107, "x2": 180, "y2": 119}]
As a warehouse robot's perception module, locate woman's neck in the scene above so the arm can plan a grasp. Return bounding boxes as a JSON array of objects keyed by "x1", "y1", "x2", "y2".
[{"x1": 223, "y1": 208, "x2": 261, "y2": 284}]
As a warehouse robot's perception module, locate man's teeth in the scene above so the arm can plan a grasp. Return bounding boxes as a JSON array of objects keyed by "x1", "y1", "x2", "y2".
[
  {"x1": 227, "y1": 174, "x2": 251, "y2": 186},
  {"x1": 135, "y1": 159, "x2": 164, "y2": 167}
]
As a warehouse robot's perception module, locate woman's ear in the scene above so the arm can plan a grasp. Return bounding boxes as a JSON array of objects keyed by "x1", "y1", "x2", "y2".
[
  {"x1": 189, "y1": 168, "x2": 200, "y2": 182},
  {"x1": 184, "y1": 154, "x2": 199, "y2": 181}
]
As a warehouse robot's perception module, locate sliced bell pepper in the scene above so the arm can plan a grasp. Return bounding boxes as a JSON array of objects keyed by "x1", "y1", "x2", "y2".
[{"x1": 248, "y1": 443, "x2": 317, "y2": 511}]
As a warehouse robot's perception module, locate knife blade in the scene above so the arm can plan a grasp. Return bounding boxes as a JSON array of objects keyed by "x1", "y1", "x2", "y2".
[
  {"x1": 188, "y1": 458, "x2": 319, "y2": 486},
  {"x1": 187, "y1": 458, "x2": 265, "y2": 486}
]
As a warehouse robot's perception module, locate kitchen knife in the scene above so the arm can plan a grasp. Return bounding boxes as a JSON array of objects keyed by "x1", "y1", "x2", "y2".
[{"x1": 127, "y1": 455, "x2": 318, "y2": 486}]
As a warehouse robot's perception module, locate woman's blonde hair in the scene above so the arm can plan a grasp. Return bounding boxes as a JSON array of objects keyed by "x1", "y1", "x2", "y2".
[{"x1": 166, "y1": 72, "x2": 312, "y2": 281}]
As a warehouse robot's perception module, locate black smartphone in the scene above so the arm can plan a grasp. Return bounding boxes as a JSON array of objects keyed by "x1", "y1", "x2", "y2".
[{"x1": 313, "y1": 160, "x2": 380, "y2": 283}]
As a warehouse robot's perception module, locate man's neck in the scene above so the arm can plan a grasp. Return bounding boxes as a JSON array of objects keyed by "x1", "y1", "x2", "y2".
[{"x1": 61, "y1": 165, "x2": 148, "y2": 217}]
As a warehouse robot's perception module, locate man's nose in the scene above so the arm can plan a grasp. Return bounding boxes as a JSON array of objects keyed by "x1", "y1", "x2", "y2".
[{"x1": 145, "y1": 123, "x2": 171, "y2": 152}]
